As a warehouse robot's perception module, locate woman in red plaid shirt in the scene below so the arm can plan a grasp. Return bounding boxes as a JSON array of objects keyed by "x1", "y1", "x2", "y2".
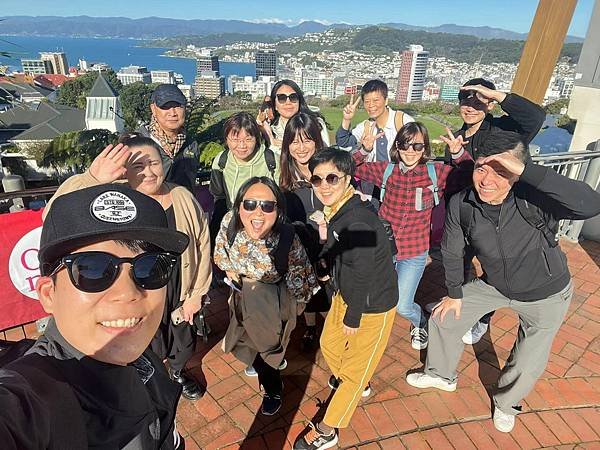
[{"x1": 352, "y1": 122, "x2": 472, "y2": 350}]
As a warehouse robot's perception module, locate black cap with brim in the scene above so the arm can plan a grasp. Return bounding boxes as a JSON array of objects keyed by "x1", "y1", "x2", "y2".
[
  {"x1": 151, "y1": 84, "x2": 186, "y2": 107},
  {"x1": 40, "y1": 184, "x2": 189, "y2": 275}
]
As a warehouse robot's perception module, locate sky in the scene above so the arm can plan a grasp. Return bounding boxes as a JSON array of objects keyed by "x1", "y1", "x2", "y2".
[{"x1": 1, "y1": 0, "x2": 595, "y2": 37}]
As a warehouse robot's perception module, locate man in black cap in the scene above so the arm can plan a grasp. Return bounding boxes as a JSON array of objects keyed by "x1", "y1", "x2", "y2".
[
  {"x1": 138, "y1": 83, "x2": 200, "y2": 192},
  {"x1": 0, "y1": 184, "x2": 189, "y2": 449}
]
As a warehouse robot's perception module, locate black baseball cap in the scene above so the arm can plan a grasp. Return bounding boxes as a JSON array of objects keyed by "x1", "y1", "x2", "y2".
[
  {"x1": 151, "y1": 84, "x2": 186, "y2": 107},
  {"x1": 39, "y1": 184, "x2": 189, "y2": 275},
  {"x1": 458, "y1": 78, "x2": 496, "y2": 101}
]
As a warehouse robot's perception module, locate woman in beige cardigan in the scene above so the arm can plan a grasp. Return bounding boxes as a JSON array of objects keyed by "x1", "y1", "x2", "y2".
[{"x1": 44, "y1": 135, "x2": 211, "y2": 400}]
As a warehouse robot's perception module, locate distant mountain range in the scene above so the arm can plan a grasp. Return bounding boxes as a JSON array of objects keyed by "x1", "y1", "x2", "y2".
[{"x1": 0, "y1": 16, "x2": 584, "y2": 43}]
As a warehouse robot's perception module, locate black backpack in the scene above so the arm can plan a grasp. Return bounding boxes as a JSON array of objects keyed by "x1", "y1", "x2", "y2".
[
  {"x1": 458, "y1": 189, "x2": 559, "y2": 248},
  {"x1": 217, "y1": 148, "x2": 277, "y2": 178}
]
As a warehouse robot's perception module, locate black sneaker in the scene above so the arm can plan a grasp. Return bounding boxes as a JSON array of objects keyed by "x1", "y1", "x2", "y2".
[
  {"x1": 261, "y1": 393, "x2": 282, "y2": 415},
  {"x1": 170, "y1": 369, "x2": 203, "y2": 401},
  {"x1": 328, "y1": 375, "x2": 371, "y2": 397},
  {"x1": 301, "y1": 326, "x2": 317, "y2": 350},
  {"x1": 293, "y1": 422, "x2": 338, "y2": 450}
]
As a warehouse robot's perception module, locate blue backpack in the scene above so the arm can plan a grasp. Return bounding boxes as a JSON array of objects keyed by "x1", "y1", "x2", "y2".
[{"x1": 380, "y1": 161, "x2": 440, "y2": 205}]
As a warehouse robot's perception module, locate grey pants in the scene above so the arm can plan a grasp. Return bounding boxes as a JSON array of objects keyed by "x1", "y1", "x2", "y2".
[{"x1": 425, "y1": 278, "x2": 573, "y2": 415}]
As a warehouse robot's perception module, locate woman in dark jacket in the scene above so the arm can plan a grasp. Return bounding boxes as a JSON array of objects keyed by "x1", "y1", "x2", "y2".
[{"x1": 280, "y1": 113, "x2": 330, "y2": 349}]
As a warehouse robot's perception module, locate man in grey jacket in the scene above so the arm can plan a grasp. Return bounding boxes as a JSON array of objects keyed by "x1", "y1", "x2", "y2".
[{"x1": 407, "y1": 131, "x2": 600, "y2": 433}]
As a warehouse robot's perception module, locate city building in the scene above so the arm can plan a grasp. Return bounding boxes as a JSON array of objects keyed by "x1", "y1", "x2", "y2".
[
  {"x1": 194, "y1": 71, "x2": 225, "y2": 99},
  {"x1": 422, "y1": 83, "x2": 441, "y2": 101},
  {"x1": 395, "y1": 45, "x2": 429, "y2": 103},
  {"x1": 256, "y1": 49, "x2": 277, "y2": 79},
  {"x1": 21, "y1": 59, "x2": 54, "y2": 75},
  {"x1": 559, "y1": 77, "x2": 574, "y2": 98},
  {"x1": 196, "y1": 48, "x2": 220, "y2": 76},
  {"x1": 301, "y1": 71, "x2": 335, "y2": 98},
  {"x1": 151, "y1": 70, "x2": 176, "y2": 85},
  {"x1": 85, "y1": 73, "x2": 124, "y2": 133},
  {"x1": 116, "y1": 66, "x2": 151, "y2": 85},
  {"x1": 440, "y1": 83, "x2": 460, "y2": 103},
  {"x1": 40, "y1": 52, "x2": 69, "y2": 75},
  {"x1": 229, "y1": 75, "x2": 276, "y2": 100},
  {"x1": 178, "y1": 84, "x2": 195, "y2": 100}
]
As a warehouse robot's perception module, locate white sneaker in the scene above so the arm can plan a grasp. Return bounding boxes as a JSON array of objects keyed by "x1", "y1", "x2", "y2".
[
  {"x1": 406, "y1": 372, "x2": 457, "y2": 392},
  {"x1": 410, "y1": 327, "x2": 429, "y2": 350},
  {"x1": 462, "y1": 321, "x2": 489, "y2": 345},
  {"x1": 493, "y1": 408, "x2": 515, "y2": 433}
]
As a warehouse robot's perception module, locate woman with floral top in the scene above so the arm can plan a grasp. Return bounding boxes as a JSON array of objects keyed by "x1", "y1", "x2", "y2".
[
  {"x1": 352, "y1": 122, "x2": 472, "y2": 351},
  {"x1": 214, "y1": 176, "x2": 319, "y2": 416}
]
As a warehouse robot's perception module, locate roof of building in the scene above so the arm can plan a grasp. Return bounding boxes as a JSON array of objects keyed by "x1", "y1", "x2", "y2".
[
  {"x1": 34, "y1": 74, "x2": 70, "y2": 89},
  {"x1": 0, "y1": 79, "x2": 53, "y2": 101},
  {"x1": 0, "y1": 101, "x2": 85, "y2": 142},
  {"x1": 88, "y1": 73, "x2": 118, "y2": 98}
]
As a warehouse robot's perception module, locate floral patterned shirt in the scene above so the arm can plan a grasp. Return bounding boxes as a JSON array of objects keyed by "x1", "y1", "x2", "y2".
[{"x1": 214, "y1": 211, "x2": 319, "y2": 303}]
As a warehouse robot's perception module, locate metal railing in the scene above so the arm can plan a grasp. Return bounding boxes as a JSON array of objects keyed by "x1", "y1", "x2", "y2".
[{"x1": 531, "y1": 144, "x2": 600, "y2": 241}]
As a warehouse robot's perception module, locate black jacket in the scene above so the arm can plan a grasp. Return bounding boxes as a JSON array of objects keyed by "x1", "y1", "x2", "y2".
[
  {"x1": 445, "y1": 93, "x2": 546, "y2": 162},
  {"x1": 138, "y1": 125, "x2": 200, "y2": 192},
  {"x1": 442, "y1": 163, "x2": 600, "y2": 301},
  {"x1": 0, "y1": 319, "x2": 182, "y2": 450},
  {"x1": 321, "y1": 194, "x2": 398, "y2": 327}
]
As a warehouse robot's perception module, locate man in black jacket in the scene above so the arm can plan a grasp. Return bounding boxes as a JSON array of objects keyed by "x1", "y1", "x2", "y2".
[
  {"x1": 408, "y1": 131, "x2": 600, "y2": 433},
  {"x1": 0, "y1": 184, "x2": 189, "y2": 449},
  {"x1": 138, "y1": 84, "x2": 200, "y2": 192},
  {"x1": 446, "y1": 78, "x2": 547, "y2": 345}
]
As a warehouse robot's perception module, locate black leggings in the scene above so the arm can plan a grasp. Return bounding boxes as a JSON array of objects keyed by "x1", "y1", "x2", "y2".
[{"x1": 253, "y1": 354, "x2": 282, "y2": 396}]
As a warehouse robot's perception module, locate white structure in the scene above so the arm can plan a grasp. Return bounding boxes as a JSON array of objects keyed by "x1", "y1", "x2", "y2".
[
  {"x1": 117, "y1": 66, "x2": 151, "y2": 85},
  {"x1": 151, "y1": 70, "x2": 176, "y2": 84},
  {"x1": 559, "y1": 77, "x2": 574, "y2": 98},
  {"x1": 40, "y1": 52, "x2": 69, "y2": 75},
  {"x1": 195, "y1": 71, "x2": 225, "y2": 99},
  {"x1": 301, "y1": 71, "x2": 335, "y2": 98},
  {"x1": 229, "y1": 75, "x2": 276, "y2": 100},
  {"x1": 178, "y1": 84, "x2": 195, "y2": 100},
  {"x1": 85, "y1": 74, "x2": 124, "y2": 133},
  {"x1": 396, "y1": 44, "x2": 430, "y2": 103},
  {"x1": 79, "y1": 59, "x2": 89, "y2": 71}
]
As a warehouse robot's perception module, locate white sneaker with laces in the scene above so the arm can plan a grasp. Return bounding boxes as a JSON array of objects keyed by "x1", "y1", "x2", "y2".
[
  {"x1": 244, "y1": 359, "x2": 287, "y2": 377},
  {"x1": 410, "y1": 327, "x2": 429, "y2": 350},
  {"x1": 462, "y1": 321, "x2": 489, "y2": 345},
  {"x1": 493, "y1": 408, "x2": 515, "y2": 433},
  {"x1": 406, "y1": 372, "x2": 457, "y2": 392}
]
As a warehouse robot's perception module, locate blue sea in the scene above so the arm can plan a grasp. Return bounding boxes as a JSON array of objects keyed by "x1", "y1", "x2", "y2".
[{"x1": 1, "y1": 35, "x2": 255, "y2": 84}]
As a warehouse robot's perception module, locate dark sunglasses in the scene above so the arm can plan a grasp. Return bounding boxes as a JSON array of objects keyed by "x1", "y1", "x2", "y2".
[
  {"x1": 458, "y1": 90, "x2": 493, "y2": 106},
  {"x1": 310, "y1": 173, "x2": 346, "y2": 187},
  {"x1": 275, "y1": 93, "x2": 300, "y2": 103},
  {"x1": 242, "y1": 199, "x2": 277, "y2": 213},
  {"x1": 397, "y1": 142, "x2": 426, "y2": 152},
  {"x1": 49, "y1": 251, "x2": 178, "y2": 293}
]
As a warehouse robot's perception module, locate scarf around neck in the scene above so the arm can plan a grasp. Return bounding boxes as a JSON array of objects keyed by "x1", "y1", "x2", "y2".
[
  {"x1": 323, "y1": 185, "x2": 355, "y2": 222},
  {"x1": 149, "y1": 115, "x2": 186, "y2": 159}
]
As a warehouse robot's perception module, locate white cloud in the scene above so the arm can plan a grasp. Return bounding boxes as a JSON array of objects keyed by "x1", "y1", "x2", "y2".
[{"x1": 244, "y1": 17, "x2": 343, "y2": 26}]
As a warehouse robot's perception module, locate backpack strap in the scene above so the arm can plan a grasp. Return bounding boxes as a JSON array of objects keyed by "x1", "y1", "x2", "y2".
[
  {"x1": 272, "y1": 223, "x2": 296, "y2": 277},
  {"x1": 218, "y1": 149, "x2": 229, "y2": 170},
  {"x1": 393, "y1": 109, "x2": 405, "y2": 134},
  {"x1": 380, "y1": 163, "x2": 395, "y2": 202},
  {"x1": 264, "y1": 147, "x2": 277, "y2": 179},
  {"x1": 515, "y1": 195, "x2": 559, "y2": 247},
  {"x1": 458, "y1": 191, "x2": 474, "y2": 245},
  {"x1": 426, "y1": 161, "x2": 440, "y2": 206}
]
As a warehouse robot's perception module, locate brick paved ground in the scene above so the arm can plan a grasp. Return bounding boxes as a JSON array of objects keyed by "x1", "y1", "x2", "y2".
[{"x1": 4, "y1": 239, "x2": 600, "y2": 449}]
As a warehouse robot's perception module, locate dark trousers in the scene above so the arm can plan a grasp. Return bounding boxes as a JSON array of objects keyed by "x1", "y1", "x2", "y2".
[{"x1": 253, "y1": 354, "x2": 282, "y2": 396}]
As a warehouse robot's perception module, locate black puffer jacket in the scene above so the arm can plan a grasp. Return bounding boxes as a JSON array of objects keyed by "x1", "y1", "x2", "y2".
[{"x1": 442, "y1": 163, "x2": 600, "y2": 301}]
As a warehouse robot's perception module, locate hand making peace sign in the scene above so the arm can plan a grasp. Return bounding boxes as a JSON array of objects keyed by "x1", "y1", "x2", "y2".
[
  {"x1": 439, "y1": 127, "x2": 468, "y2": 155},
  {"x1": 343, "y1": 93, "x2": 362, "y2": 122},
  {"x1": 360, "y1": 120, "x2": 385, "y2": 152}
]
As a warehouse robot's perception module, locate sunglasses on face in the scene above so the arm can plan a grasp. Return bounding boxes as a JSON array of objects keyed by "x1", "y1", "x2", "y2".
[
  {"x1": 242, "y1": 199, "x2": 277, "y2": 213},
  {"x1": 397, "y1": 142, "x2": 426, "y2": 152},
  {"x1": 458, "y1": 91, "x2": 493, "y2": 106},
  {"x1": 49, "y1": 251, "x2": 177, "y2": 293},
  {"x1": 275, "y1": 93, "x2": 300, "y2": 104},
  {"x1": 309, "y1": 173, "x2": 346, "y2": 187}
]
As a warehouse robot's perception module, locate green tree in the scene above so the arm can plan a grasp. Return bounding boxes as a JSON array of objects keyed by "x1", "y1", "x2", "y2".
[
  {"x1": 199, "y1": 141, "x2": 225, "y2": 168},
  {"x1": 185, "y1": 96, "x2": 219, "y2": 142},
  {"x1": 35, "y1": 129, "x2": 118, "y2": 174},
  {"x1": 119, "y1": 82, "x2": 158, "y2": 130},
  {"x1": 58, "y1": 70, "x2": 122, "y2": 109},
  {"x1": 544, "y1": 98, "x2": 569, "y2": 115}
]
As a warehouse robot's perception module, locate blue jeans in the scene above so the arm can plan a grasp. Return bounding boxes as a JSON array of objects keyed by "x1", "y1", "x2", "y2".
[{"x1": 395, "y1": 251, "x2": 428, "y2": 328}]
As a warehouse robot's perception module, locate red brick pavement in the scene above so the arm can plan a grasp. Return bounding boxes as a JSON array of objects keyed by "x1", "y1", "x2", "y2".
[{"x1": 4, "y1": 239, "x2": 600, "y2": 449}]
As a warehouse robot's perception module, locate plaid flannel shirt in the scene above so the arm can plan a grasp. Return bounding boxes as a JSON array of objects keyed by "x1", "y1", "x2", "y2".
[{"x1": 353, "y1": 150, "x2": 472, "y2": 260}]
